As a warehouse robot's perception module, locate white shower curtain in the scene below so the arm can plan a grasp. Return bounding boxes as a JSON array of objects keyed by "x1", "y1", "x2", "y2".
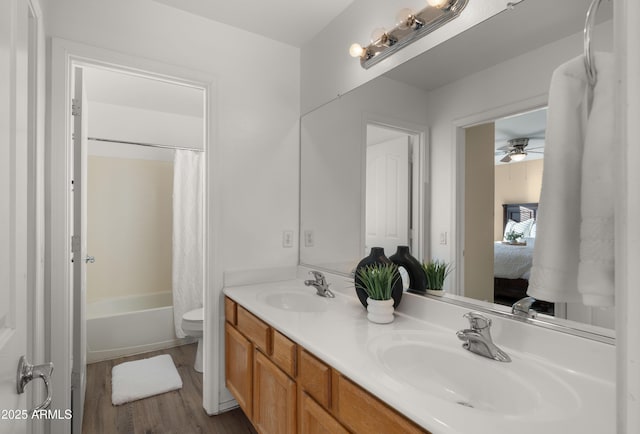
[{"x1": 172, "y1": 150, "x2": 204, "y2": 338}]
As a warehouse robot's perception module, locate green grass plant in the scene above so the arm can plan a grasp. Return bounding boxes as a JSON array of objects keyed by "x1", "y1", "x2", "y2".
[
  {"x1": 356, "y1": 263, "x2": 398, "y2": 301},
  {"x1": 422, "y1": 260, "x2": 452, "y2": 290}
]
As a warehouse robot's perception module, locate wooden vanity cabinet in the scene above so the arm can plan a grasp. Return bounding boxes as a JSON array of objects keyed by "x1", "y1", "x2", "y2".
[
  {"x1": 224, "y1": 296, "x2": 429, "y2": 434},
  {"x1": 299, "y1": 392, "x2": 349, "y2": 434},
  {"x1": 225, "y1": 298, "x2": 296, "y2": 434},
  {"x1": 334, "y1": 373, "x2": 425, "y2": 434},
  {"x1": 224, "y1": 322, "x2": 253, "y2": 418}
]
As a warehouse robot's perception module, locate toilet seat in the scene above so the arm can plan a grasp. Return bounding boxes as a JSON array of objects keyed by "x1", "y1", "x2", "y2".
[{"x1": 181, "y1": 307, "x2": 203, "y2": 335}]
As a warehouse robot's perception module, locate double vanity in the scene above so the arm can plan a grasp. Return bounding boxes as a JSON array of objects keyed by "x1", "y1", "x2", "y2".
[{"x1": 223, "y1": 272, "x2": 614, "y2": 434}]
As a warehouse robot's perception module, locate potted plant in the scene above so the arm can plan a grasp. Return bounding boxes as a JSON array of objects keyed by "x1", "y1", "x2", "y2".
[
  {"x1": 355, "y1": 263, "x2": 399, "y2": 324},
  {"x1": 504, "y1": 230, "x2": 524, "y2": 244},
  {"x1": 421, "y1": 260, "x2": 452, "y2": 296}
]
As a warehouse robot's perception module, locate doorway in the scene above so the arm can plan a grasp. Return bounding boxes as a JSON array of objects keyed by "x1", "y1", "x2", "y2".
[{"x1": 49, "y1": 39, "x2": 220, "y2": 433}]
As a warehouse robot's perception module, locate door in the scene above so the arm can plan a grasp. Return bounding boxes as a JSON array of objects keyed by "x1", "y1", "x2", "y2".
[
  {"x1": 71, "y1": 66, "x2": 88, "y2": 433},
  {"x1": 365, "y1": 136, "x2": 410, "y2": 254},
  {"x1": 0, "y1": 0, "x2": 30, "y2": 431}
]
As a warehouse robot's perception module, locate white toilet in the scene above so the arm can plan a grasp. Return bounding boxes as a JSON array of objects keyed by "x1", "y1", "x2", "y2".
[{"x1": 181, "y1": 307, "x2": 204, "y2": 373}]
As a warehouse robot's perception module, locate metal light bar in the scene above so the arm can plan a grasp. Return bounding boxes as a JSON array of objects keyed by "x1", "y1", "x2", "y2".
[{"x1": 353, "y1": 0, "x2": 469, "y2": 69}]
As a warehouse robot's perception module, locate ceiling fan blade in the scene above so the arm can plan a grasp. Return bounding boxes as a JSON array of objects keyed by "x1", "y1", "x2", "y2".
[
  {"x1": 529, "y1": 150, "x2": 545, "y2": 154},
  {"x1": 500, "y1": 154, "x2": 512, "y2": 163}
]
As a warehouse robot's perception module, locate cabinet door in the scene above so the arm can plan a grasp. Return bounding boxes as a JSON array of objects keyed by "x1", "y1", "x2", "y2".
[
  {"x1": 225, "y1": 322, "x2": 253, "y2": 418},
  {"x1": 300, "y1": 392, "x2": 349, "y2": 434},
  {"x1": 253, "y1": 350, "x2": 296, "y2": 434}
]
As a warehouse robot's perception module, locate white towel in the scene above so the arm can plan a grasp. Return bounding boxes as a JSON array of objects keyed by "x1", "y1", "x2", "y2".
[
  {"x1": 528, "y1": 55, "x2": 588, "y2": 304},
  {"x1": 528, "y1": 52, "x2": 615, "y2": 307},
  {"x1": 577, "y1": 52, "x2": 615, "y2": 307},
  {"x1": 111, "y1": 354, "x2": 183, "y2": 405}
]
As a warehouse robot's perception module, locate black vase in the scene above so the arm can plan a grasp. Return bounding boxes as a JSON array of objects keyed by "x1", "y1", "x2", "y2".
[
  {"x1": 354, "y1": 247, "x2": 403, "y2": 309},
  {"x1": 389, "y1": 246, "x2": 427, "y2": 292}
]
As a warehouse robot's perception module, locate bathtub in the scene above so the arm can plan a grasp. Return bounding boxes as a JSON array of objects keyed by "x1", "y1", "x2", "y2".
[{"x1": 86, "y1": 291, "x2": 189, "y2": 363}]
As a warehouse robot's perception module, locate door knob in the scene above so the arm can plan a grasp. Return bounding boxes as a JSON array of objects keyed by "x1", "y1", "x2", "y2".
[
  {"x1": 85, "y1": 255, "x2": 95, "y2": 264},
  {"x1": 16, "y1": 356, "x2": 54, "y2": 411}
]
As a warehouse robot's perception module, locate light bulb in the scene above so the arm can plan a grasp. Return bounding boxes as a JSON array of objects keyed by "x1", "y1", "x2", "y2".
[
  {"x1": 370, "y1": 27, "x2": 386, "y2": 43},
  {"x1": 427, "y1": 0, "x2": 451, "y2": 8},
  {"x1": 349, "y1": 43, "x2": 364, "y2": 58},
  {"x1": 510, "y1": 151, "x2": 527, "y2": 162},
  {"x1": 395, "y1": 8, "x2": 415, "y2": 29}
]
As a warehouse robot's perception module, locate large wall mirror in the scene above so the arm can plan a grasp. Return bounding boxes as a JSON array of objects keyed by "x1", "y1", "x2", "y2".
[{"x1": 300, "y1": 0, "x2": 614, "y2": 337}]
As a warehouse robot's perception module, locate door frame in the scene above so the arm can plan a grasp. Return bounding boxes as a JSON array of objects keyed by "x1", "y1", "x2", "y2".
[
  {"x1": 450, "y1": 93, "x2": 548, "y2": 296},
  {"x1": 362, "y1": 113, "x2": 429, "y2": 264},
  {"x1": 48, "y1": 38, "x2": 221, "y2": 433}
]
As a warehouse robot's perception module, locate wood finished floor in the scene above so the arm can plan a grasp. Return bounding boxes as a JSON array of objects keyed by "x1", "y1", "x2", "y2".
[{"x1": 82, "y1": 344, "x2": 257, "y2": 434}]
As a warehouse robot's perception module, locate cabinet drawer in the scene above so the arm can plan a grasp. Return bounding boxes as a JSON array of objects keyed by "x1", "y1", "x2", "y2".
[
  {"x1": 298, "y1": 349, "x2": 331, "y2": 409},
  {"x1": 335, "y1": 373, "x2": 427, "y2": 434},
  {"x1": 224, "y1": 297, "x2": 237, "y2": 325},
  {"x1": 237, "y1": 306, "x2": 271, "y2": 354},
  {"x1": 272, "y1": 329, "x2": 296, "y2": 378},
  {"x1": 300, "y1": 392, "x2": 349, "y2": 434}
]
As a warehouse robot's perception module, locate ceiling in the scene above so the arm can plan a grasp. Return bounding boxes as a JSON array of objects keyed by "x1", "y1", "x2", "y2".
[{"x1": 152, "y1": 0, "x2": 356, "y2": 47}]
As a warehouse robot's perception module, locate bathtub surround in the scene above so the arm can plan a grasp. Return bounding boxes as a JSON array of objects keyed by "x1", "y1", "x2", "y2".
[
  {"x1": 172, "y1": 150, "x2": 205, "y2": 338},
  {"x1": 87, "y1": 154, "x2": 173, "y2": 303},
  {"x1": 86, "y1": 291, "x2": 185, "y2": 363}
]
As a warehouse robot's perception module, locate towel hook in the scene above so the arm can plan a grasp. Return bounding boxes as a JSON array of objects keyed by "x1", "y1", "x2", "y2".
[{"x1": 584, "y1": 0, "x2": 603, "y2": 87}]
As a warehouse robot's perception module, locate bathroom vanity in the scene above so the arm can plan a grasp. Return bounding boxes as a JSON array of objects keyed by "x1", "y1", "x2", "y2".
[{"x1": 223, "y1": 277, "x2": 615, "y2": 434}]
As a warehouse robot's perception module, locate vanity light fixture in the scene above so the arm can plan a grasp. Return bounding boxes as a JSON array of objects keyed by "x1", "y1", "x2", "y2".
[{"x1": 350, "y1": 0, "x2": 469, "y2": 69}]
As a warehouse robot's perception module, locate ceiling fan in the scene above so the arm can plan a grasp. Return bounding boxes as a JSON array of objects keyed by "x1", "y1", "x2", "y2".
[{"x1": 495, "y1": 137, "x2": 544, "y2": 163}]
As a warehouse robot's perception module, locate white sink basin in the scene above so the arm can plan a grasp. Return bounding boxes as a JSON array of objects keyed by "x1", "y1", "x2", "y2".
[
  {"x1": 367, "y1": 331, "x2": 580, "y2": 419},
  {"x1": 260, "y1": 292, "x2": 329, "y2": 312}
]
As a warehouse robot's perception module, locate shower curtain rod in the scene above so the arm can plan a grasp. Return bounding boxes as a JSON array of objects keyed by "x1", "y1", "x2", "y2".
[{"x1": 88, "y1": 137, "x2": 204, "y2": 152}]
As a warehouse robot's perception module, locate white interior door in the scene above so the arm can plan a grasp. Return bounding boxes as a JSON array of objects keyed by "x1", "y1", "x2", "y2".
[
  {"x1": 0, "y1": 0, "x2": 31, "y2": 431},
  {"x1": 365, "y1": 136, "x2": 410, "y2": 255},
  {"x1": 71, "y1": 66, "x2": 87, "y2": 433}
]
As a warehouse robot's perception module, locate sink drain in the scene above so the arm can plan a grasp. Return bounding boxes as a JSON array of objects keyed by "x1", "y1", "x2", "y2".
[{"x1": 456, "y1": 401, "x2": 474, "y2": 408}]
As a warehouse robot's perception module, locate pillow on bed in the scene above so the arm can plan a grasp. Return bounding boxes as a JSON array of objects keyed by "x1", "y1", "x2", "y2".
[
  {"x1": 529, "y1": 221, "x2": 537, "y2": 238},
  {"x1": 503, "y1": 218, "x2": 534, "y2": 240}
]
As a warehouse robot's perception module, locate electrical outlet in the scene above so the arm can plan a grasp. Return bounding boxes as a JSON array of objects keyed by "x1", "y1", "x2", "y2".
[
  {"x1": 304, "y1": 230, "x2": 314, "y2": 247},
  {"x1": 282, "y1": 230, "x2": 294, "y2": 248},
  {"x1": 439, "y1": 232, "x2": 448, "y2": 245}
]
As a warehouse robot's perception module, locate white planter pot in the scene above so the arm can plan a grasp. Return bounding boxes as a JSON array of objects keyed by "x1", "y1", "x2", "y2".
[
  {"x1": 366, "y1": 298, "x2": 394, "y2": 324},
  {"x1": 426, "y1": 289, "x2": 444, "y2": 296}
]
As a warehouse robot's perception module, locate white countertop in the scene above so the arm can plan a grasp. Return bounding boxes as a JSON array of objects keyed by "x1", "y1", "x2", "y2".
[{"x1": 223, "y1": 278, "x2": 615, "y2": 434}]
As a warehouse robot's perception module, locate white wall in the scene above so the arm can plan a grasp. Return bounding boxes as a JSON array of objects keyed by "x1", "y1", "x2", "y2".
[
  {"x1": 43, "y1": 0, "x2": 300, "y2": 280},
  {"x1": 88, "y1": 102, "x2": 204, "y2": 150}
]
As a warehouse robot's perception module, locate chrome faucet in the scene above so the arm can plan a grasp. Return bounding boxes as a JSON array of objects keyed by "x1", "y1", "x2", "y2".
[
  {"x1": 511, "y1": 296, "x2": 537, "y2": 318},
  {"x1": 456, "y1": 312, "x2": 511, "y2": 362},
  {"x1": 304, "y1": 271, "x2": 335, "y2": 298}
]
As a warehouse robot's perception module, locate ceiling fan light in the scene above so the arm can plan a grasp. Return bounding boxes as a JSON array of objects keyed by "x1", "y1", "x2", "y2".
[{"x1": 510, "y1": 151, "x2": 527, "y2": 162}]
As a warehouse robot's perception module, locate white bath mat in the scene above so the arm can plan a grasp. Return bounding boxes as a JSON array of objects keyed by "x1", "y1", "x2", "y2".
[{"x1": 111, "y1": 354, "x2": 183, "y2": 405}]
